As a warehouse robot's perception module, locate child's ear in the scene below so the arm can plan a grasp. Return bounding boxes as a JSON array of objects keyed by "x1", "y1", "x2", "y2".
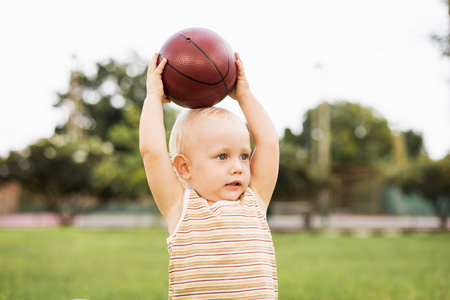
[{"x1": 173, "y1": 154, "x2": 191, "y2": 180}]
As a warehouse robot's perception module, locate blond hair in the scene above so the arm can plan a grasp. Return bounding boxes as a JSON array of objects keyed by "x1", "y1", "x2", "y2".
[{"x1": 169, "y1": 106, "x2": 248, "y2": 186}]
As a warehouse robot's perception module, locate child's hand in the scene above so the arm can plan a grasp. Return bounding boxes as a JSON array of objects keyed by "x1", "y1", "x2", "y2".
[
  {"x1": 228, "y1": 52, "x2": 252, "y2": 101},
  {"x1": 146, "y1": 53, "x2": 170, "y2": 103}
]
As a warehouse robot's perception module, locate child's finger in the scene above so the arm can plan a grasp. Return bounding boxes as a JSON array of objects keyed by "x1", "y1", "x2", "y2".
[
  {"x1": 155, "y1": 57, "x2": 167, "y2": 75},
  {"x1": 234, "y1": 52, "x2": 245, "y2": 76},
  {"x1": 235, "y1": 52, "x2": 241, "y2": 62},
  {"x1": 147, "y1": 53, "x2": 159, "y2": 74},
  {"x1": 235, "y1": 52, "x2": 244, "y2": 68},
  {"x1": 236, "y1": 59, "x2": 245, "y2": 74}
]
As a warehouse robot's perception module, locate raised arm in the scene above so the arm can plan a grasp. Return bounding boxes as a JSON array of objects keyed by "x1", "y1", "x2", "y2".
[
  {"x1": 139, "y1": 53, "x2": 184, "y2": 229},
  {"x1": 228, "y1": 53, "x2": 279, "y2": 211}
]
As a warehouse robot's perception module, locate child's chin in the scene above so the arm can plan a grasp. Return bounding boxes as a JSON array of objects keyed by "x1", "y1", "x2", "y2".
[{"x1": 223, "y1": 189, "x2": 245, "y2": 200}]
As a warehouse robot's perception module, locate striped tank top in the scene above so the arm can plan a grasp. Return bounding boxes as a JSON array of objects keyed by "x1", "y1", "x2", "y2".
[{"x1": 167, "y1": 188, "x2": 278, "y2": 299}]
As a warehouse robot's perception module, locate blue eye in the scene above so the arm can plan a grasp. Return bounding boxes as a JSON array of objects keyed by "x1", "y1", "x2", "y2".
[
  {"x1": 218, "y1": 154, "x2": 227, "y2": 160},
  {"x1": 241, "y1": 154, "x2": 249, "y2": 160}
]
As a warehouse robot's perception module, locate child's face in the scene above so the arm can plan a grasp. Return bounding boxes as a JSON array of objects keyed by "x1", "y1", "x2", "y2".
[{"x1": 186, "y1": 116, "x2": 251, "y2": 202}]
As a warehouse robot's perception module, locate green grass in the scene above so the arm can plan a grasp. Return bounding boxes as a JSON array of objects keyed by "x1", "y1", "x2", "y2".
[
  {"x1": 274, "y1": 232, "x2": 450, "y2": 299},
  {"x1": 0, "y1": 228, "x2": 449, "y2": 300},
  {"x1": 0, "y1": 229, "x2": 169, "y2": 300}
]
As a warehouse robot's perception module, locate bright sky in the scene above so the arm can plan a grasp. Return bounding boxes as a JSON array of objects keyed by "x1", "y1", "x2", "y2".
[{"x1": 1, "y1": 0, "x2": 449, "y2": 159}]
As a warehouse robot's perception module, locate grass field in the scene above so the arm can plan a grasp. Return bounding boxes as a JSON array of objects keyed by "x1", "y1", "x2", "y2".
[{"x1": 0, "y1": 228, "x2": 449, "y2": 300}]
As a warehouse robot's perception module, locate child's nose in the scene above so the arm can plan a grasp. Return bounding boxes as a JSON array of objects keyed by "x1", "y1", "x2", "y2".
[{"x1": 230, "y1": 158, "x2": 243, "y2": 174}]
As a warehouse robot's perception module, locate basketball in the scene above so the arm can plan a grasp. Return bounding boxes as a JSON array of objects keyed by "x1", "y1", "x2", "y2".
[{"x1": 158, "y1": 27, "x2": 237, "y2": 109}]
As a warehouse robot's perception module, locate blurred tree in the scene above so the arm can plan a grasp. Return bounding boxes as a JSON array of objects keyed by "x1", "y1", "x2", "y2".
[
  {"x1": 0, "y1": 54, "x2": 179, "y2": 222},
  {"x1": 431, "y1": 0, "x2": 450, "y2": 58},
  {"x1": 273, "y1": 138, "x2": 325, "y2": 202},
  {"x1": 404, "y1": 129, "x2": 425, "y2": 158},
  {"x1": 275, "y1": 100, "x2": 394, "y2": 204},
  {"x1": 0, "y1": 137, "x2": 107, "y2": 225},
  {"x1": 388, "y1": 156, "x2": 450, "y2": 230},
  {"x1": 275, "y1": 102, "x2": 427, "y2": 216},
  {"x1": 296, "y1": 101, "x2": 394, "y2": 163},
  {"x1": 52, "y1": 54, "x2": 178, "y2": 201}
]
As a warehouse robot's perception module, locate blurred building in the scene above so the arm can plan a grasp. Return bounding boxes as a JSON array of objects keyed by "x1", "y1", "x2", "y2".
[{"x1": 0, "y1": 181, "x2": 20, "y2": 215}]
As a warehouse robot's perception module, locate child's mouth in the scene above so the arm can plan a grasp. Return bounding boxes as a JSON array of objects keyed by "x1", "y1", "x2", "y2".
[{"x1": 226, "y1": 181, "x2": 241, "y2": 187}]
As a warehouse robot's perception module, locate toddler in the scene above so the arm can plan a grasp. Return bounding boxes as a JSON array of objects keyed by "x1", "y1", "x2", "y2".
[{"x1": 140, "y1": 52, "x2": 279, "y2": 299}]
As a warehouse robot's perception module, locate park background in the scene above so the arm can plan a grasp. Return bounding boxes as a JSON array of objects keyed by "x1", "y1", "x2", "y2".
[{"x1": 1, "y1": 0, "x2": 450, "y2": 299}]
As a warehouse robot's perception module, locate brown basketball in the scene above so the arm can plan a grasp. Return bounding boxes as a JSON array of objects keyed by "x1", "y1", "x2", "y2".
[{"x1": 158, "y1": 27, "x2": 237, "y2": 109}]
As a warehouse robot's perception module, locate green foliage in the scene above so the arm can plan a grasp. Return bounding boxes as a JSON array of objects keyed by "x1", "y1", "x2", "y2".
[
  {"x1": 0, "y1": 136, "x2": 111, "y2": 221},
  {"x1": 0, "y1": 54, "x2": 180, "y2": 219},
  {"x1": 93, "y1": 151, "x2": 149, "y2": 199},
  {"x1": 274, "y1": 140, "x2": 325, "y2": 201},
  {"x1": 431, "y1": 0, "x2": 450, "y2": 58},
  {"x1": 388, "y1": 156, "x2": 450, "y2": 228},
  {"x1": 275, "y1": 101, "x2": 398, "y2": 203},
  {"x1": 54, "y1": 56, "x2": 149, "y2": 141},
  {"x1": 1, "y1": 229, "x2": 449, "y2": 299},
  {"x1": 404, "y1": 129, "x2": 425, "y2": 158},
  {"x1": 299, "y1": 101, "x2": 393, "y2": 163},
  {"x1": 0, "y1": 53, "x2": 434, "y2": 221},
  {"x1": 390, "y1": 157, "x2": 450, "y2": 200},
  {"x1": 69, "y1": 57, "x2": 179, "y2": 201}
]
